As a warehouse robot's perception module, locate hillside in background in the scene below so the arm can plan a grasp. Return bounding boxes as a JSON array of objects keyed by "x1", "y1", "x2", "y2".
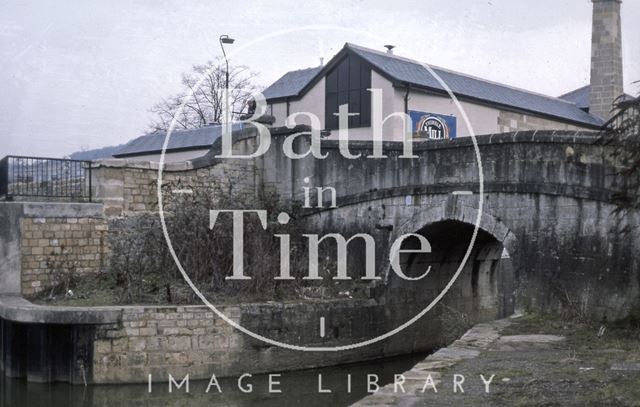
[{"x1": 69, "y1": 145, "x2": 123, "y2": 160}]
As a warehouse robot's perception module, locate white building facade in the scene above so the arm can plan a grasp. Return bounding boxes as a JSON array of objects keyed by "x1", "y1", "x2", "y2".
[{"x1": 263, "y1": 43, "x2": 605, "y2": 142}]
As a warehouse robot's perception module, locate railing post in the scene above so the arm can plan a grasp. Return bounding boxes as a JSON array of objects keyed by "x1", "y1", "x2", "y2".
[
  {"x1": 0, "y1": 156, "x2": 9, "y2": 200},
  {"x1": 0, "y1": 155, "x2": 94, "y2": 202},
  {"x1": 88, "y1": 161, "x2": 92, "y2": 202}
]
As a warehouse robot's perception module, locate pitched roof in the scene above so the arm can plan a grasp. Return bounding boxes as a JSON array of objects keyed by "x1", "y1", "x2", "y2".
[
  {"x1": 559, "y1": 85, "x2": 590, "y2": 110},
  {"x1": 262, "y1": 66, "x2": 323, "y2": 101},
  {"x1": 113, "y1": 124, "x2": 242, "y2": 157},
  {"x1": 70, "y1": 144, "x2": 123, "y2": 160},
  {"x1": 263, "y1": 43, "x2": 604, "y2": 128},
  {"x1": 559, "y1": 85, "x2": 635, "y2": 111}
]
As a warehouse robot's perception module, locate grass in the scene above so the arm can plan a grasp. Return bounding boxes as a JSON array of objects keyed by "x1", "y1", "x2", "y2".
[
  {"x1": 32, "y1": 270, "x2": 370, "y2": 307},
  {"x1": 423, "y1": 312, "x2": 640, "y2": 406}
]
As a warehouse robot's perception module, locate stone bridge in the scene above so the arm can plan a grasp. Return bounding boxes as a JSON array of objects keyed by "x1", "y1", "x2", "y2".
[
  {"x1": 2, "y1": 128, "x2": 640, "y2": 385},
  {"x1": 253, "y1": 128, "x2": 639, "y2": 323}
]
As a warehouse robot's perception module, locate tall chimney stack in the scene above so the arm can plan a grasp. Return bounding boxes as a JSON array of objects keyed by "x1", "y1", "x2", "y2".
[{"x1": 590, "y1": 0, "x2": 624, "y2": 120}]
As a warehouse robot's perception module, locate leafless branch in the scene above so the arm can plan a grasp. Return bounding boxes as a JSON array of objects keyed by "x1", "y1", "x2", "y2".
[{"x1": 148, "y1": 57, "x2": 260, "y2": 132}]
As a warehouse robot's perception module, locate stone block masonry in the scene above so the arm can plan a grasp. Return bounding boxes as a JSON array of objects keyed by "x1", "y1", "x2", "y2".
[
  {"x1": 93, "y1": 305, "x2": 246, "y2": 383},
  {"x1": 497, "y1": 111, "x2": 584, "y2": 133},
  {"x1": 0, "y1": 202, "x2": 106, "y2": 297},
  {"x1": 20, "y1": 216, "x2": 108, "y2": 296},
  {"x1": 91, "y1": 135, "x2": 262, "y2": 218},
  {"x1": 91, "y1": 160, "x2": 259, "y2": 217},
  {"x1": 1, "y1": 297, "x2": 457, "y2": 385},
  {"x1": 590, "y1": 0, "x2": 624, "y2": 120},
  {"x1": 91, "y1": 300, "x2": 441, "y2": 384}
]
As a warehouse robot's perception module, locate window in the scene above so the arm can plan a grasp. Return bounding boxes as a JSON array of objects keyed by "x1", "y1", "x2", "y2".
[{"x1": 325, "y1": 55, "x2": 372, "y2": 129}]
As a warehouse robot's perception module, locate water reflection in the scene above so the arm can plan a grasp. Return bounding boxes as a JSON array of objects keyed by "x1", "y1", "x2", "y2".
[{"x1": 1, "y1": 353, "x2": 426, "y2": 407}]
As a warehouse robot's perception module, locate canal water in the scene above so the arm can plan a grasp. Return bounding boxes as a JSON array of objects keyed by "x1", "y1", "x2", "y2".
[{"x1": 0, "y1": 353, "x2": 426, "y2": 407}]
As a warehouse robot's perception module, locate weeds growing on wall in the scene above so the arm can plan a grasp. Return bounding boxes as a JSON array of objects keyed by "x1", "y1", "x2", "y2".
[
  {"x1": 600, "y1": 85, "x2": 640, "y2": 220},
  {"x1": 105, "y1": 181, "x2": 353, "y2": 304},
  {"x1": 44, "y1": 246, "x2": 79, "y2": 299}
]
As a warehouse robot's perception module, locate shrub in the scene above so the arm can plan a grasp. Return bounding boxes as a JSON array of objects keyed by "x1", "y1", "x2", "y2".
[{"x1": 105, "y1": 182, "x2": 342, "y2": 304}]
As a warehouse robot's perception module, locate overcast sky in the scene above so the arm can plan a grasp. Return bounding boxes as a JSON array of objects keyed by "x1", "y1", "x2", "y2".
[{"x1": 1, "y1": 0, "x2": 638, "y2": 158}]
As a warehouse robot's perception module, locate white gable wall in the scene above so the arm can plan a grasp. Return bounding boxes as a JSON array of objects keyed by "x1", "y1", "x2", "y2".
[
  {"x1": 267, "y1": 77, "x2": 326, "y2": 128},
  {"x1": 270, "y1": 102, "x2": 288, "y2": 127},
  {"x1": 403, "y1": 89, "x2": 501, "y2": 137},
  {"x1": 289, "y1": 77, "x2": 326, "y2": 128}
]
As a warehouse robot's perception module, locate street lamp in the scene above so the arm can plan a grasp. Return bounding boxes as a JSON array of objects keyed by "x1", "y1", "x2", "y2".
[
  {"x1": 219, "y1": 35, "x2": 235, "y2": 125},
  {"x1": 219, "y1": 35, "x2": 235, "y2": 91}
]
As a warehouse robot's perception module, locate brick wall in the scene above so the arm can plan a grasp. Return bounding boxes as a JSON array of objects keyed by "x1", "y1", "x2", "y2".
[{"x1": 20, "y1": 217, "x2": 108, "y2": 296}]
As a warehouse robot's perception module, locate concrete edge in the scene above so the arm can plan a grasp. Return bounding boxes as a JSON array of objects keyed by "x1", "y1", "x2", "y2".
[
  {"x1": 0, "y1": 295, "x2": 121, "y2": 325},
  {"x1": 0, "y1": 296, "x2": 379, "y2": 325},
  {"x1": 351, "y1": 318, "x2": 513, "y2": 406}
]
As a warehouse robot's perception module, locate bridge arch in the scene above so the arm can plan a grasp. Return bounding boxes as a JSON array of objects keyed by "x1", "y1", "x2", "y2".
[
  {"x1": 380, "y1": 202, "x2": 517, "y2": 340},
  {"x1": 387, "y1": 202, "x2": 519, "y2": 271}
]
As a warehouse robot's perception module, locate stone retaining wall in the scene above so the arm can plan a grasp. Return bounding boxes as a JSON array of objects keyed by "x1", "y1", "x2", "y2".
[
  {"x1": 0, "y1": 202, "x2": 106, "y2": 297},
  {"x1": 20, "y1": 217, "x2": 108, "y2": 296},
  {"x1": 91, "y1": 300, "x2": 438, "y2": 384},
  {"x1": 91, "y1": 135, "x2": 262, "y2": 218},
  {"x1": 0, "y1": 294, "x2": 504, "y2": 385}
]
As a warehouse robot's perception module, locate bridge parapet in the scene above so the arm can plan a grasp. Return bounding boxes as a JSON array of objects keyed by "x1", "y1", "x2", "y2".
[{"x1": 260, "y1": 129, "x2": 625, "y2": 209}]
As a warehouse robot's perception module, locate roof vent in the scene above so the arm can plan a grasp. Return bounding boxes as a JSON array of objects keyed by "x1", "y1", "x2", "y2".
[{"x1": 384, "y1": 44, "x2": 395, "y2": 54}]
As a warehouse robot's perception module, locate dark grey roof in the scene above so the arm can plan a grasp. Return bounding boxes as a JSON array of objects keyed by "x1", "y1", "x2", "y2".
[
  {"x1": 559, "y1": 85, "x2": 635, "y2": 111},
  {"x1": 559, "y1": 85, "x2": 590, "y2": 110},
  {"x1": 262, "y1": 66, "x2": 322, "y2": 101},
  {"x1": 70, "y1": 145, "x2": 123, "y2": 160},
  {"x1": 264, "y1": 43, "x2": 604, "y2": 128},
  {"x1": 113, "y1": 124, "x2": 242, "y2": 157}
]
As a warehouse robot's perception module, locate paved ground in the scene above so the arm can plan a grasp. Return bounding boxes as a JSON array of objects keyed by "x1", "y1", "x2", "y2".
[{"x1": 354, "y1": 314, "x2": 640, "y2": 406}]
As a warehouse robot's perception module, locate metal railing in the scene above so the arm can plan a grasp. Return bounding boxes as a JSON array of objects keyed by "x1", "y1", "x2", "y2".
[{"x1": 0, "y1": 156, "x2": 92, "y2": 202}]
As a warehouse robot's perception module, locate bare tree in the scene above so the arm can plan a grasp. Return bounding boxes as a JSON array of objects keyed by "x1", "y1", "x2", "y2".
[
  {"x1": 601, "y1": 82, "x2": 640, "y2": 215},
  {"x1": 149, "y1": 57, "x2": 259, "y2": 131}
]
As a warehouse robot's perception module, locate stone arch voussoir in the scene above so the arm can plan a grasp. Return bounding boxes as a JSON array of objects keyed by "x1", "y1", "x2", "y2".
[{"x1": 384, "y1": 201, "x2": 519, "y2": 283}]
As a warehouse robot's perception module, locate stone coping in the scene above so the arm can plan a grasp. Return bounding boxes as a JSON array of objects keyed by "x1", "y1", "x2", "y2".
[
  {"x1": 302, "y1": 181, "x2": 620, "y2": 218},
  {"x1": 321, "y1": 130, "x2": 603, "y2": 153},
  {"x1": 0, "y1": 201, "x2": 104, "y2": 218},
  {"x1": 0, "y1": 295, "x2": 377, "y2": 325},
  {"x1": 90, "y1": 128, "x2": 605, "y2": 173},
  {"x1": 351, "y1": 317, "x2": 513, "y2": 406},
  {"x1": 0, "y1": 295, "x2": 121, "y2": 325},
  {"x1": 90, "y1": 158, "x2": 194, "y2": 172}
]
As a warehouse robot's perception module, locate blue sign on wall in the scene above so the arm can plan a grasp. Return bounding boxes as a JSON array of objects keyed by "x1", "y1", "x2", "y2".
[{"x1": 409, "y1": 110, "x2": 457, "y2": 140}]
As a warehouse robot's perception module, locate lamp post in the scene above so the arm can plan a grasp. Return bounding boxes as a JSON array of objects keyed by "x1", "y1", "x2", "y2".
[
  {"x1": 219, "y1": 35, "x2": 235, "y2": 91},
  {"x1": 219, "y1": 35, "x2": 235, "y2": 125}
]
